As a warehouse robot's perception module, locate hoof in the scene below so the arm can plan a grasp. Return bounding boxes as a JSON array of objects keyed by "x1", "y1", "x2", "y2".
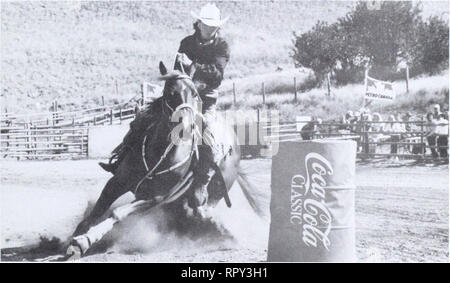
[
  {"x1": 188, "y1": 185, "x2": 208, "y2": 208},
  {"x1": 65, "y1": 245, "x2": 82, "y2": 261},
  {"x1": 65, "y1": 235, "x2": 91, "y2": 260},
  {"x1": 193, "y1": 206, "x2": 208, "y2": 219}
]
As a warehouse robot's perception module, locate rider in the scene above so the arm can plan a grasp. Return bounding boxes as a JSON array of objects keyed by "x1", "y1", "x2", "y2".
[
  {"x1": 175, "y1": 3, "x2": 230, "y2": 207},
  {"x1": 100, "y1": 3, "x2": 230, "y2": 207}
]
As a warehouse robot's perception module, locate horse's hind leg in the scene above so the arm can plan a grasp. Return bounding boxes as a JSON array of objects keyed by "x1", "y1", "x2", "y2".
[{"x1": 73, "y1": 176, "x2": 129, "y2": 237}]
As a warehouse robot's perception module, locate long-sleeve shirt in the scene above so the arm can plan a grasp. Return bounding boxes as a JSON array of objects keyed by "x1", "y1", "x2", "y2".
[
  {"x1": 176, "y1": 31, "x2": 230, "y2": 107},
  {"x1": 435, "y1": 119, "x2": 449, "y2": 135}
]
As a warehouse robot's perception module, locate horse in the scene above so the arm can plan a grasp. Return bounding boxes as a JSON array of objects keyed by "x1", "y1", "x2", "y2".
[{"x1": 65, "y1": 62, "x2": 263, "y2": 260}]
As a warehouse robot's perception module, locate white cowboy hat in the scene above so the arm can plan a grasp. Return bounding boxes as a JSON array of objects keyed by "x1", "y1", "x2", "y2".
[{"x1": 191, "y1": 3, "x2": 229, "y2": 27}]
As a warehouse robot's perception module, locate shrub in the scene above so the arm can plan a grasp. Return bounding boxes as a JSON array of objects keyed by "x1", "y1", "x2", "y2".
[
  {"x1": 292, "y1": 1, "x2": 448, "y2": 85},
  {"x1": 411, "y1": 16, "x2": 449, "y2": 75}
]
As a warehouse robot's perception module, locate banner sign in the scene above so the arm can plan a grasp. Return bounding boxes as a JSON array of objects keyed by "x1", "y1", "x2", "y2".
[{"x1": 364, "y1": 75, "x2": 396, "y2": 101}]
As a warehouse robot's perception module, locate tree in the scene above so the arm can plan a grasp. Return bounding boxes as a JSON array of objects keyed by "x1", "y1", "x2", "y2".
[
  {"x1": 292, "y1": 21, "x2": 340, "y2": 83},
  {"x1": 291, "y1": 1, "x2": 443, "y2": 85},
  {"x1": 412, "y1": 16, "x2": 449, "y2": 75}
]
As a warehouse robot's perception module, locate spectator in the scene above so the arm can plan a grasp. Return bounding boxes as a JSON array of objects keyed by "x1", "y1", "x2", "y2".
[
  {"x1": 371, "y1": 113, "x2": 383, "y2": 132},
  {"x1": 346, "y1": 110, "x2": 354, "y2": 120},
  {"x1": 395, "y1": 113, "x2": 406, "y2": 133},
  {"x1": 403, "y1": 112, "x2": 412, "y2": 132},
  {"x1": 351, "y1": 111, "x2": 362, "y2": 133},
  {"x1": 433, "y1": 104, "x2": 442, "y2": 118},
  {"x1": 338, "y1": 116, "x2": 348, "y2": 132},
  {"x1": 353, "y1": 111, "x2": 361, "y2": 121},
  {"x1": 432, "y1": 104, "x2": 442, "y2": 119},
  {"x1": 435, "y1": 113, "x2": 449, "y2": 158},
  {"x1": 384, "y1": 115, "x2": 402, "y2": 160},
  {"x1": 338, "y1": 110, "x2": 353, "y2": 131},
  {"x1": 401, "y1": 112, "x2": 414, "y2": 139},
  {"x1": 368, "y1": 113, "x2": 384, "y2": 154},
  {"x1": 361, "y1": 113, "x2": 372, "y2": 154},
  {"x1": 425, "y1": 112, "x2": 438, "y2": 158},
  {"x1": 301, "y1": 117, "x2": 322, "y2": 140}
]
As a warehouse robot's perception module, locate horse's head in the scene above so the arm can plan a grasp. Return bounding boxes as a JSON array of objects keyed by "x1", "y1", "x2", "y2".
[{"x1": 158, "y1": 61, "x2": 202, "y2": 143}]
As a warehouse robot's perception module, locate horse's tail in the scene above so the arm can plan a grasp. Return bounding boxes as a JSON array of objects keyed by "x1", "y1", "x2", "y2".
[{"x1": 236, "y1": 165, "x2": 266, "y2": 218}]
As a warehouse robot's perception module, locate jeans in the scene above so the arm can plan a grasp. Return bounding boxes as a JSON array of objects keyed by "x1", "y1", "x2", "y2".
[
  {"x1": 390, "y1": 134, "x2": 400, "y2": 154},
  {"x1": 437, "y1": 135, "x2": 448, "y2": 158},
  {"x1": 427, "y1": 135, "x2": 438, "y2": 158}
]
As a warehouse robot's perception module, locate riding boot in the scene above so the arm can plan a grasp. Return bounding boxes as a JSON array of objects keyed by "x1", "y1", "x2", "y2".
[
  {"x1": 189, "y1": 144, "x2": 215, "y2": 208},
  {"x1": 98, "y1": 147, "x2": 127, "y2": 174},
  {"x1": 98, "y1": 126, "x2": 135, "y2": 174},
  {"x1": 98, "y1": 160, "x2": 119, "y2": 174},
  {"x1": 99, "y1": 98, "x2": 163, "y2": 174}
]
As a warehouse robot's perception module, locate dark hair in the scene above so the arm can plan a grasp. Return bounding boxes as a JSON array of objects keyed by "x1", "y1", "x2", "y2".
[
  {"x1": 193, "y1": 21, "x2": 200, "y2": 33},
  {"x1": 193, "y1": 20, "x2": 221, "y2": 34}
]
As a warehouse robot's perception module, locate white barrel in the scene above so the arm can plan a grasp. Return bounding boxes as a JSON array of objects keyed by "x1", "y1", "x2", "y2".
[{"x1": 267, "y1": 140, "x2": 356, "y2": 262}]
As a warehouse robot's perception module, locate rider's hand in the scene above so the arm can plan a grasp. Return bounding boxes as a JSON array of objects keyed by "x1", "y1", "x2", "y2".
[{"x1": 177, "y1": 53, "x2": 193, "y2": 66}]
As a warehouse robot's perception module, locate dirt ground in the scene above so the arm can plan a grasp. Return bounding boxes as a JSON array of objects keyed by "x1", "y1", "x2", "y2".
[{"x1": 0, "y1": 158, "x2": 448, "y2": 262}]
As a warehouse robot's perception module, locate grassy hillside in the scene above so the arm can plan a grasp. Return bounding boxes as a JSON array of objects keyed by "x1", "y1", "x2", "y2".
[
  {"x1": 218, "y1": 71, "x2": 449, "y2": 121},
  {"x1": 1, "y1": 0, "x2": 448, "y2": 115},
  {"x1": 1, "y1": 0, "x2": 354, "y2": 113}
]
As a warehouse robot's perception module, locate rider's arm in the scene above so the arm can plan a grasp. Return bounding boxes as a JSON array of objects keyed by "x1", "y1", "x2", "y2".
[
  {"x1": 193, "y1": 39, "x2": 230, "y2": 88},
  {"x1": 175, "y1": 37, "x2": 195, "y2": 71}
]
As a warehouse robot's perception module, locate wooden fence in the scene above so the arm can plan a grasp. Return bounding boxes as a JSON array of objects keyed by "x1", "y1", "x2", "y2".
[
  {"x1": 0, "y1": 101, "x2": 141, "y2": 159},
  {"x1": 262, "y1": 118, "x2": 449, "y2": 161},
  {"x1": 1, "y1": 126, "x2": 89, "y2": 159},
  {"x1": 2, "y1": 99, "x2": 448, "y2": 161},
  {"x1": 1, "y1": 104, "x2": 137, "y2": 129}
]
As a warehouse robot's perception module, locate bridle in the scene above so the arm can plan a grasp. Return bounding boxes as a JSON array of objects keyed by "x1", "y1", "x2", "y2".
[{"x1": 134, "y1": 73, "x2": 203, "y2": 199}]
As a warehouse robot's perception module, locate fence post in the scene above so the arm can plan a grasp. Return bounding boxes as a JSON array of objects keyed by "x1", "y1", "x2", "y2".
[
  {"x1": 421, "y1": 116, "x2": 425, "y2": 160},
  {"x1": 119, "y1": 106, "x2": 122, "y2": 124},
  {"x1": 54, "y1": 100, "x2": 58, "y2": 125},
  {"x1": 102, "y1": 96, "x2": 105, "y2": 106},
  {"x1": 141, "y1": 83, "x2": 145, "y2": 106},
  {"x1": 46, "y1": 118, "x2": 50, "y2": 147},
  {"x1": 110, "y1": 109, "x2": 113, "y2": 125},
  {"x1": 294, "y1": 77, "x2": 297, "y2": 103},
  {"x1": 359, "y1": 113, "x2": 364, "y2": 157},
  {"x1": 25, "y1": 123, "x2": 30, "y2": 157},
  {"x1": 262, "y1": 82, "x2": 265, "y2": 105},
  {"x1": 312, "y1": 120, "x2": 315, "y2": 140},
  {"x1": 32, "y1": 123, "x2": 36, "y2": 157},
  {"x1": 364, "y1": 116, "x2": 369, "y2": 156},
  {"x1": 256, "y1": 108, "x2": 260, "y2": 146},
  {"x1": 82, "y1": 128, "x2": 86, "y2": 157},
  {"x1": 326, "y1": 73, "x2": 331, "y2": 97},
  {"x1": 52, "y1": 101, "x2": 55, "y2": 126},
  {"x1": 405, "y1": 65, "x2": 409, "y2": 93},
  {"x1": 233, "y1": 82, "x2": 236, "y2": 105}
]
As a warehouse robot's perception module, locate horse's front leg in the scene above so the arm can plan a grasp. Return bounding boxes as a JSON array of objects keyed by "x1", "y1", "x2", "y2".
[
  {"x1": 67, "y1": 199, "x2": 156, "y2": 260},
  {"x1": 73, "y1": 176, "x2": 129, "y2": 237}
]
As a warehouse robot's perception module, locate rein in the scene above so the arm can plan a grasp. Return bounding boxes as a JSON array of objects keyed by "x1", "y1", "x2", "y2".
[{"x1": 133, "y1": 75, "x2": 202, "y2": 197}]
